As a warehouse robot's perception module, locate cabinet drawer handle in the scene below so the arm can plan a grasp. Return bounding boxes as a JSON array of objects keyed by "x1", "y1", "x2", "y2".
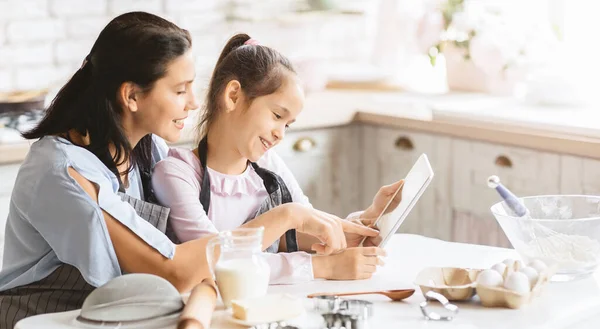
[
  {"x1": 395, "y1": 136, "x2": 414, "y2": 151},
  {"x1": 495, "y1": 155, "x2": 513, "y2": 168},
  {"x1": 293, "y1": 137, "x2": 316, "y2": 152}
]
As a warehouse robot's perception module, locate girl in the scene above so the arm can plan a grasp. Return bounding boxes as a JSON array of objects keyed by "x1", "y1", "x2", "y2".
[
  {"x1": 152, "y1": 34, "x2": 403, "y2": 284},
  {"x1": 0, "y1": 13, "x2": 359, "y2": 328}
]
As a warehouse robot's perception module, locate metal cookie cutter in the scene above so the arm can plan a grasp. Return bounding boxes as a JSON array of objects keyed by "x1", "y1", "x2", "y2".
[
  {"x1": 250, "y1": 323, "x2": 299, "y2": 329},
  {"x1": 419, "y1": 291, "x2": 459, "y2": 321},
  {"x1": 311, "y1": 295, "x2": 373, "y2": 329}
]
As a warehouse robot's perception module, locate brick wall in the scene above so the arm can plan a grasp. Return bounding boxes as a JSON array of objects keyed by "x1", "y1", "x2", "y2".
[{"x1": 0, "y1": 0, "x2": 371, "y2": 92}]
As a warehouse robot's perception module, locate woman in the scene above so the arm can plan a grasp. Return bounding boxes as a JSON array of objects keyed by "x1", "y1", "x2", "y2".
[
  {"x1": 152, "y1": 34, "x2": 402, "y2": 284},
  {"x1": 0, "y1": 13, "x2": 369, "y2": 329}
]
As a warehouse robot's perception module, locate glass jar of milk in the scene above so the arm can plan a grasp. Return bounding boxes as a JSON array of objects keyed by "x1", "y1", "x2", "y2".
[{"x1": 207, "y1": 227, "x2": 270, "y2": 307}]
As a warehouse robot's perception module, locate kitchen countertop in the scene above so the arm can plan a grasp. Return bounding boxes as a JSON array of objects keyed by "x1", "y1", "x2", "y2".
[
  {"x1": 2, "y1": 90, "x2": 600, "y2": 165},
  {"x1": 16, "y1": 234, "x2": 600, "y2": 329}
]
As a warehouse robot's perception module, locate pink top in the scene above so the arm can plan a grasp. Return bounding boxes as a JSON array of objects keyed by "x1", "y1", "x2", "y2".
[{"x1": 152, "y1": 147, "x2": 314, "y2": 284}]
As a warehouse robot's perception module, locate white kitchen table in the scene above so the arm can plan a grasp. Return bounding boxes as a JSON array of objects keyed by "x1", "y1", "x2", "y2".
[{"x1": 16, "y1": 234, "x2": 600, "y2": 329}]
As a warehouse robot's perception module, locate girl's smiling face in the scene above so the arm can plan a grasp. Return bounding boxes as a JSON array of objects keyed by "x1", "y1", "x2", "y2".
[{"x1": 229, "y1": 71, "x2": 305, "y2": 162}]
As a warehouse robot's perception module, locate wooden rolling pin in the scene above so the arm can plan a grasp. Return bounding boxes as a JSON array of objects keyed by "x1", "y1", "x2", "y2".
[{"x1": 177, "y1": 279, "x2": 218, "y2": 329}]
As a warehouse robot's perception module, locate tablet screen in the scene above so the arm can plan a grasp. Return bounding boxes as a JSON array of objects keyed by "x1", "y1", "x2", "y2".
[{"x1": 363, "y1": 154, "x2": 434, "y2": 247}]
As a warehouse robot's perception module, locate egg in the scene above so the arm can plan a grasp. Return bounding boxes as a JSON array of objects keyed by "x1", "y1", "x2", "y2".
[
  {"x1": 502, "y1": 258, "x2": 516, "y2": 266},
  {"x1": 529, "y1": 259, "x2": 548, "y2": 273},
  {"x1": 477, "y1": 269, "x2": 504, "y2": 287},
  {"x1": 503, "y1": 272, "x2": 531, "y2": 294},
  {"x1": 519, "y1": 266, "x2": 539, "y2": 288},
  {"x1": 491, "y1": 263, "x2": 507, "y2": 276},
  {"x1": 502, "y1": 258, "x2": 524, "y2": 270}
]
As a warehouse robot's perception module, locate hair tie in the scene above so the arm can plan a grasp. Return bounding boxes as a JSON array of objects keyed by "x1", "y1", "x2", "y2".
[{"x1": 244, "y1": 38, "x2": 259, "y2": 46}]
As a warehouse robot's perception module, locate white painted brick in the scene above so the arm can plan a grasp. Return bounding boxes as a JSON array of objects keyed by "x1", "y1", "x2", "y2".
[
  {"x1": 55, "y1": 40, "x2": 95, "y2": 65},
  {"x1": 6, "y1": 19, "x2": 66, "y2": 42},
  {"x1": 165, "y1": 0, "x2": 220, "y2": 14},
  {"x1": 194, "y1": 54, "x2": 218, "y2": 85},
  {"x1": 190, "y1": 33, "x2": 226, "y2": 58},
  {"x1": 15, "y1": 66, "x2": 73, "y2": 90},
  {"x1": 0, "y1": 0, "x2": 49, "y2": 20},
  {"x1": 0, "y1": 70, "x2": 13, "y2": 92},
  {"x1": 108, "y1": 0, "x2": 162, "y2": 15},
  {"x1": 50, "y1": 0, "x2": 107, "y2": 17},
  {"x1": 177, "y1": 12, "x2": 226, "y2": 32},
  {"x1": 0, "y1": 43, "x2": 54, "y2": 67},
  {"x1": 66, "y1": 17, "x2": 109, "y2": 38}
]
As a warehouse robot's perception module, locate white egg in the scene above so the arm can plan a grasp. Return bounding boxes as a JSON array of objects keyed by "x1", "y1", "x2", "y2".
[
  {"x1": 477, "y1": 269, "x2": 504, "y2": 287},
  {"x1": 519, "y1": 266, "x2": 539, "y2": 288},
  {"x1": 491, "y1": 263, "x2": 507, "y2": 275},
  {"x1": 529, "y1": 259, "x2": 548, "y2": 273},
  {"x1": 504, "y1": 272, "x2": 531, "y2": 294},
  {"x1": 502, "y1": 258, "x2": 516, "y2": 266},
  {"x1": 514, "y1": 260, "x2": 524, "y2": 270},
  {"x1": 502, "y1": 258, "x2": 524, "y2": 270}
]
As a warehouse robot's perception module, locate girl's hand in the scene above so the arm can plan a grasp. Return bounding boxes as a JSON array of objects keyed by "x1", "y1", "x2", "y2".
[
  {"x1": 312, "y1": 247, "x2": 386, "y2": 280},
  {"x1": 345, "y1": 217, "x2": 378, "y2": 248},
  {"x1": 283, "y1": 203, "x2": 379, "y2": 255}
]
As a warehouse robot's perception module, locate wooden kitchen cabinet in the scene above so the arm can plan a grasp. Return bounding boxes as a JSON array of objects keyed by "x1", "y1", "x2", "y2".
[
  {"x1": 451, "y1": 139, "x2": 561, "y2": 215},
  {"x1": 450, "y1": 138, "x2": 561, "y2": 247},
  {"x1": 560, "y1": 155, "x2": 600, "y2": 195},
  {"x1": 275, "y1": 126, "x2": 361, "y2": 218},
  {"x1": 360, "y1": 124, "x2": 453, "y2": 241}
]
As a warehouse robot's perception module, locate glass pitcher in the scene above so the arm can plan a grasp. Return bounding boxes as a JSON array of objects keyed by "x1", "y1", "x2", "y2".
[{"x1": 206, "y1": 227, "x2": 270, "y2": 307}]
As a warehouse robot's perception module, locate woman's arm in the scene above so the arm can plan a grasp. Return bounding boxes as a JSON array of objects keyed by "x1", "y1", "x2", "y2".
[{"x1": 71, "y1": 167, "x2": 214, "y2": 291}]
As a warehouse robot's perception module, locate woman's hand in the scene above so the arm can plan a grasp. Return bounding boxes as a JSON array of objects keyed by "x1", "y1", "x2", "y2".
[
  {"x1": 283, "y1": 203, "x2": 379, "y2": 255},
  {"x1": 312, "y1": 247, "x2": 386, "y2": 280},
  {"x1": 361, "y1": 180, "x2": 404, "y2": 220}
]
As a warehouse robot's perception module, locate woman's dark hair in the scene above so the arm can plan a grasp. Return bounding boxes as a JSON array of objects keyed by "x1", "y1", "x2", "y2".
[
  {"x1": 197, "y1": 33, "x2": 295, "y2": 139},
  {"x1": 23, "y1": 11, "x2": 192, "y2": 189}
]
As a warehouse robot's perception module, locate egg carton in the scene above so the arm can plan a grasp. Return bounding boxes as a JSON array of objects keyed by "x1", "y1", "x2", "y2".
[
  {"x1": 414, "y1": 267, "x2": 482, "y2": 301},
  {"x1": 414, "y1": 260, "x2": 556, "y2": 309},
  {"x1": 476, "y1": 260, "x2": 556, "y2": 309}
]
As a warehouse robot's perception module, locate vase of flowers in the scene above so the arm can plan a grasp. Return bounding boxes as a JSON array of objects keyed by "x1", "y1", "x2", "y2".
[{"x1": 416, "y1": 0, "x2": 556, "y2": 95}]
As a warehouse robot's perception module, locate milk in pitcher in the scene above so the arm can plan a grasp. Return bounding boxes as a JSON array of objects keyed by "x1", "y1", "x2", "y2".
[{"x1": 215, "y1": 256, "x2": 270, "y2": 307}]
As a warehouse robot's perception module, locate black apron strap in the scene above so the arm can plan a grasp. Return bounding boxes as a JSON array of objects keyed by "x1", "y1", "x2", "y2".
[
  {"x1": 250, "y1": 163, "x2": 298, "y2": 252},
  {"x1": 198, "y1": 138, "x2": 212, "y2": 214},
  {"x1": 107, "y1": 135, "x2": 157, "y2": 199}
]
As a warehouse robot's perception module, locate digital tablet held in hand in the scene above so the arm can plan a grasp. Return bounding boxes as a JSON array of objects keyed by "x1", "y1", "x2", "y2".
[{"x1": 362, "y1": 154, "x2": 434, "y2": 248}]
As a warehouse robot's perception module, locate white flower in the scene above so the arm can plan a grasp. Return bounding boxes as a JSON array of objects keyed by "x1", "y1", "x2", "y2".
[{"x1": 416, "y1": 11, "x2": 445, "y2": 53}]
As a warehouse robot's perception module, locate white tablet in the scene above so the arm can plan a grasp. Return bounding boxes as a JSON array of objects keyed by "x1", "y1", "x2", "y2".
[{"x1": 361, "y1": 153, "x2": 434, "y2": 248}]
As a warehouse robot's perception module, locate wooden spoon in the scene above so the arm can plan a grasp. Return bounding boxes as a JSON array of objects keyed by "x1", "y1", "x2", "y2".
[{"x1": 307, "y1": 289, "x2": 415, "y2": 301}]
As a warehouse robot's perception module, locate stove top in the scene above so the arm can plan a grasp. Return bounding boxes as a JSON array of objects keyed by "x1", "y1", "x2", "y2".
[{"x1": 0, "y1": 110, "x2": 44, "y2": 143}]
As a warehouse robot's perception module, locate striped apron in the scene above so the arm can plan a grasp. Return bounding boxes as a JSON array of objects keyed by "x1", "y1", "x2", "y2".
[{"x1": 0, "y1": 192, "x2": 171, "y2": 329}]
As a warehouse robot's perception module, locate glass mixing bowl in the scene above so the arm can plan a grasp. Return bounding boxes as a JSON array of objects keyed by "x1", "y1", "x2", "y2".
[{"x1": 491, "y1": 195, "x2": 600, "y2": 281}]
